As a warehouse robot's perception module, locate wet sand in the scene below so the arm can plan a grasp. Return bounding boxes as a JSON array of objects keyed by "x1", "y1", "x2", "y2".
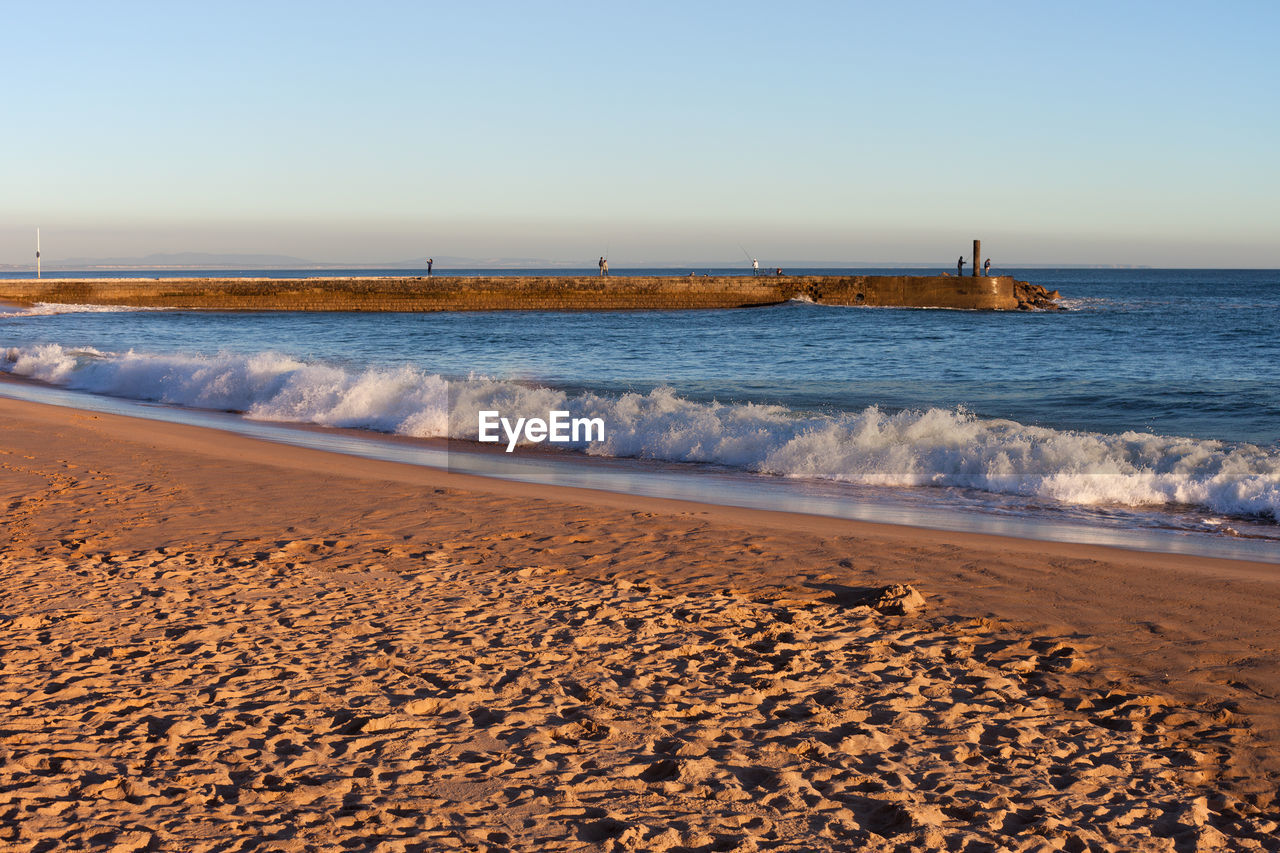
[{"x1": 1, "y1": 396, "x2": 1277, "y2": 851}]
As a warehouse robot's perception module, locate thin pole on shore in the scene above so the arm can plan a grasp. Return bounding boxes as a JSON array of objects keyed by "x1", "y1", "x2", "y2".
[
  {"x1": 973, "y1": 239, "x2": 981, "y2": 277},
  {"x1": 36, "y1": 228, "x2": 41, "y2": 279}
]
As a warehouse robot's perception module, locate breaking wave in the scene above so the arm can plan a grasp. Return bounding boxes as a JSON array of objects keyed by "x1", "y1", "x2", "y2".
[
  {"x1": 3, "y1": 343, "x2": 1278, "y2": 520},
  {"x1": 0, "y1": 303, "x2": 173, "y2": 319}
]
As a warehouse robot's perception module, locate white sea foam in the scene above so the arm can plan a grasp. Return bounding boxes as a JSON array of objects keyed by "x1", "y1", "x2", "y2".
[
  {"x1": 0, "y1": 302, "x2": 174, "y2": 319},
  {"x1": 3, "y1": 344, "x2": 1278, "y2": 520},
  {"x1": 1055, "y1": 297, "x2": 1110, "y2": 311}
]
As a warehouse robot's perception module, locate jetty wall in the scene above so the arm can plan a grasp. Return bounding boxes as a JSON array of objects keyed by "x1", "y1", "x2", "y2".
[{"x1": 0, "y1": 275, "x2": 1027, "y2": 312}]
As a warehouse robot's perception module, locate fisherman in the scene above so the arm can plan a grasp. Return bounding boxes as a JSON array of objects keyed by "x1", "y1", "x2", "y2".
[
  {"x1": 983, "y1": 258, "x2": 991, "y2": 277},
  {"x1": 957, "y1": 255, "x2": 965, "y2": 276},
  {"x1": 752, "y1": 258, "x2": 759, "y2": 277},
  {"x1": 427, "y1": 258, "x2": 433, "y2": 277},
  {"x1": 598, "y1": 256, "x2": 606, "y2": 277}
]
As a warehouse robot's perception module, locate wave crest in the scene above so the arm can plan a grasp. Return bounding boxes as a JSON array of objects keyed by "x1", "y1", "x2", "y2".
[
  {"x1": 0, "y1": 303, "x2": 173, "y2": 318},
  {"x1": 3, "y1": 343, "x2": 1277, "y2": 519}
]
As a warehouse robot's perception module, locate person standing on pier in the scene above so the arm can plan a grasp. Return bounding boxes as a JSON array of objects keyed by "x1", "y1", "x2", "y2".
[
  {"x1": 752, "y1": 258, "x2": 759, "y2": 276},
  {"x1": 427, "y1": 258, "x2": 433, "y2": 277},
  {"x1": 957, "y1": 256, "x2": 965, "y2": 276},
  {"x1": 983, "y1": 258, "x2": 991, "y2": 277}
]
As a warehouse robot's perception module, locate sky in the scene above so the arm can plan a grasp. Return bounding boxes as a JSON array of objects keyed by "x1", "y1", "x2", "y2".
[{"x1": 2, "y1": 0, "x2": 1277, "y2": 267}]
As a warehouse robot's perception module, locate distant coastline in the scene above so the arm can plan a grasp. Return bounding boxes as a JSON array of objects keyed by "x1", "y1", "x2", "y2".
[{"x1": 0, "y1": 251, "x2": 1156, "y2": 273}]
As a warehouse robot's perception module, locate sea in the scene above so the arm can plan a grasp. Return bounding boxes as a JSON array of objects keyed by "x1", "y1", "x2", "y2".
[{"x1": 2, "y1": 267, "x2": 1278, "y2": 563}]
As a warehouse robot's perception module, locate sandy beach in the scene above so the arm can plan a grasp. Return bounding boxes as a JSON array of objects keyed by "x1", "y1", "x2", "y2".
[{"x1": 2, "y1": 394, "x2": 1278, "y2": 851}]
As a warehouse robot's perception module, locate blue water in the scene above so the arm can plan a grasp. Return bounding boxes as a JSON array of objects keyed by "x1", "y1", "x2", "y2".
[{"x1": 3, "y1": 268, "x2": 1279, "y2": 555}]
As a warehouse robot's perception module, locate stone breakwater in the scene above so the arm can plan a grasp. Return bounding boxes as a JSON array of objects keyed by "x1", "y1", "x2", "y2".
[{"x1": 0, "y1": 275, "x2": 1060, "y2": 312}]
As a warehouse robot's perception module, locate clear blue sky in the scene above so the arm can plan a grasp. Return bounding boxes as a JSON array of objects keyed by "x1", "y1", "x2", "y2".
[{"x1": 2, "y1": 0, "x2": 1277, "y2": 266}]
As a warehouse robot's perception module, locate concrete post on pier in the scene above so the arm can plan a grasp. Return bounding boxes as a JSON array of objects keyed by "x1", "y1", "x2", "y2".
[{"x1": 973, "y1": 239, "x2": 981, "y2": 277}]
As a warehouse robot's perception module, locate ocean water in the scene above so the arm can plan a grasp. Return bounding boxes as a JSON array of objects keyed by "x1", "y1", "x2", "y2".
[{"x1": 3, "y1": 268, "x2": 1278, "y2": 557}]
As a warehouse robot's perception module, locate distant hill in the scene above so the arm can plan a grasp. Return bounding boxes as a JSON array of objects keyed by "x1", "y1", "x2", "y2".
[
  {"x1": 46, "y1": 252, "x2": 323, "y2": 269},
  {"x1": 386, "y1": 256, "x2": 579, "y2": 269},
  {"x1": 1, "y1": 251, "x2": 1157, "y2": 271},
  {"x1": 25, "y1": 252, "x2": 581, "y2": 270}
]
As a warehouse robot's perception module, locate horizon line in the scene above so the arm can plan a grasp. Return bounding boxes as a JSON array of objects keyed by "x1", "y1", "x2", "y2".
[{"x1": 8, "y1": 262, "x2": 1280, "y2": 272}]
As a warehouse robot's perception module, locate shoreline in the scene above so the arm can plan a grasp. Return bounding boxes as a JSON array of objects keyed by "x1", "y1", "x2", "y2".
[
  {"x1": 2, "y1": 372, "x2": 1275, "y2": 565},
  {"x1": 1, "y1": 381, "x2": 1274, "y2": 573},
  {"x1": 3, "y1": 394, "x2": 1279, "y2": 847},
  {"x1": 0, "y1": 273, "x2": 1060, "y2": 311},
  {"x1": 2, "y1": 373, "x2": 1280, "y2": 563}
]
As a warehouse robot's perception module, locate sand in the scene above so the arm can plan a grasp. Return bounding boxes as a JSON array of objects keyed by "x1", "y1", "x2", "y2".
[{"x1": 1, "y1": 395, "x2": 1278, "y2": 851}]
